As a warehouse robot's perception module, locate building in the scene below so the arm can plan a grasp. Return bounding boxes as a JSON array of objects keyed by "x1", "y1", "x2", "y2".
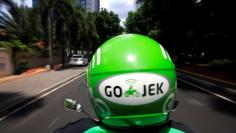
[
  {"x1": 32, "y1": 0, "x2": 100, "y2": 12},
  {"x1": 80, "y1": 0, "x2": 86, "y2": 9},
  {"x1": 32, "y1": 0, "x2": 38, "y2": 7},
  {"x1": 95, "y1": 0, "x2": 100, "y2": 11},
  {"x1": 79, "y1": 0, "x2": 100, "y2": 12}
]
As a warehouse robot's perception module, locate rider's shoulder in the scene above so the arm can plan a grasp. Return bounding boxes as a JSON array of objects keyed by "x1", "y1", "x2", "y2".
[
  {"x1": 83, "y1": 120, "x2": 196, "y2": 133},
  {"x1": 53, "y1": 118, "x2": 97, "y2": 133}
]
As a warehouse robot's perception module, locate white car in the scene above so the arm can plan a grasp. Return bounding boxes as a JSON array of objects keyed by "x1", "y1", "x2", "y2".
[{"x1": 68, "y1": 54, "x2": 88, "y2": 66}]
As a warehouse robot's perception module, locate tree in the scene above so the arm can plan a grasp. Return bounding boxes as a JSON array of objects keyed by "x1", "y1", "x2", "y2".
[
  {"x1": 54, "y1": 1, "x2": 74, "y2": 66},
  {"x1": 94, "y1": 8, "x2": 122, "y2": 46},
  {"x1": 67, "y1": 7, "x2": 85, "y2": 56},
  {"x1": 37, "y1": 0, "x2": 74, "y2": 67},
  {"x1": 37, "y1": 0, "x2": 100, "y2": 65},
  {"x1": 0, "y1": 1, "x2": 34, "y2": 44},
  {"x1": 84, "y1": 12, "x2": 99, "y2": 52},
  {"x1": 125, "y1": 10, "x2": 148, "y2": 34},
  {"x1": 0, "y1": 0, "x2": 36, "y2": 73},
  {"x1": 127, "y1": 0, "x2": 236, "y2": 63}
]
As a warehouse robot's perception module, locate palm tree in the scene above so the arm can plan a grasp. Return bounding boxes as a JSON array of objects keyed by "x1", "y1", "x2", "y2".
[
  {"x1": 0, "y1": 0, "x2": 32, "y2": 73},
  {"x1": 86, "y1": 12, "x2": 99, "y2": 52},
  {"x1": 37, "y1": 0, "x2": 75, "y2": 67},
  {"x1": 70, "y1": 7, "x2": 88, "y2": 54},
  {"x1": 55, "y1": 2, "x2": 74, "y2": 66},
  {"x1": 0, "y1": 0, "x2": 21, "y2": 39},
  {"x1": 69, "y1": 8, "x2": 99, "y2": 55}
]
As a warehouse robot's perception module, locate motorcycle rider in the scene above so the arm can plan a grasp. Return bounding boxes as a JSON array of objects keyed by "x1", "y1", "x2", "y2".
[{"x1": 54, "y1": 34, "x2": 195, "y2": 133}]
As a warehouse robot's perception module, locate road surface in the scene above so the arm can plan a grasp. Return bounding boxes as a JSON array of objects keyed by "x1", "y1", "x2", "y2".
[{"x1": 0, "y1": 75, "x2": 235, "y2": 133}]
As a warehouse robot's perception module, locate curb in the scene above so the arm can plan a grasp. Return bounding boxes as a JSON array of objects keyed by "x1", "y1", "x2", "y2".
[
  {"x1": 0, "y1": 71, "x2": 86, "y2": 119},
  {"x1": 0, "y1": 68, "x2": 47, "y2": 84},
  {"x1": 177, "y1": 69, "x2": 236, "y2": 88},
  {"x1": 177, "y1": 70, "x2": 236, "y2": 102}
]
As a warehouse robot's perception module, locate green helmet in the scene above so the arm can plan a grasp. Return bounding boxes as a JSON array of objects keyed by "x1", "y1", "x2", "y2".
[{"x1": 87, "y1": 34, "x2": 176, "y2": 128}]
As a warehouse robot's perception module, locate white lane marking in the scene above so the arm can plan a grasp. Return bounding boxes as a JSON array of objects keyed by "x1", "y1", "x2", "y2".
[
  {"x1": 0, "y1": 73, "x2": 85, "y2": 122},
  {"x1": 185, "y1": 98, "x2": 203, "y2": 106},
  {"x1": 160, "y1": 45, "x2": 167, "y2": 59},
  {"x1": 178, "y1": 78, "x2": 236, "y2": 105},
  {"x1": 48, "y1": 117, "x2": 59, "y2": 128},
  {"x1": 38, "y1": 73, "x2": 83, "y2": 94},
  {"x1": 97, "y1": 48, "x2": 100, "y2": 65}
]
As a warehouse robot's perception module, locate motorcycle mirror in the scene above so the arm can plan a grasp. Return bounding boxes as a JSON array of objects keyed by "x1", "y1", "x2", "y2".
[
  {"x1": 172, "y1": 101, "x2": 179, "y2": 111},
  {"x1": 62, "y1": 98, "x2": 82, "y2": 112}
]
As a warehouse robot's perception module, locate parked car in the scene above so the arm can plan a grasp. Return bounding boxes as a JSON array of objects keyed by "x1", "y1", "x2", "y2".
[{"x1": 68, "y1": 54, "x2": 88, "y2": 66}]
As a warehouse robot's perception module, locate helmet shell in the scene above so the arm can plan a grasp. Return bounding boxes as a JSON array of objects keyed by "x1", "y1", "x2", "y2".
[{"x1": 87, "y1": 34, "x2": 176, "y2": 127}]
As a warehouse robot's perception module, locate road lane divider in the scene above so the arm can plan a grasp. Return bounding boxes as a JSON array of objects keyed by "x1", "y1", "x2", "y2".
[
  {"x1": 184, "y1": 98, "x2": 204, "y2": 106},
  {"x1": 178, "y1": 78, "x2": 236, "y2": 105},
  {"x1": 0, "y1": 72, "x2": 85, "y2": 122},
  {"x1": 48, "y1": 117, "x2": 60, "y2": 128}
]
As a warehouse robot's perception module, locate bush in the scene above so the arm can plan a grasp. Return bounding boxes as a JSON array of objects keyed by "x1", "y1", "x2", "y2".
[
  {"x1": 208, "y1": 59, "x2": 236, "y2": 78},
  {"x1": 14, "y1": 62, "x2": 29, "y2": 75}
]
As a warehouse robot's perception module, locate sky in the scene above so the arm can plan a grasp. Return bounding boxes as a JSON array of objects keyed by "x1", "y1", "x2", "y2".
[
  {"x1": 100, "y1": 0, "x2": 135, "y2": 26},
  {"x1": 13, "y1": 0, "x2": 135, "y2": 27}
]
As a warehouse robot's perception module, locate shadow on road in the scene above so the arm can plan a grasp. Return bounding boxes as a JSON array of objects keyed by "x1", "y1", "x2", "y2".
[
  {"x1": 69, "y1": 66, "x2": 87, "y2": 70},
  {"x1": 177, "y1": 80, "x2": 209, "y2": 95},
  {"x1": 209, "y1": 97, "x2": 236, "y2": 117},
  {"x1": 178, "y1": 79, "x2": 236, "y2": 117},
  {"x1": 71, "y1": 79, "x2": 97, "y2": 119},
  {"x1": 0, "y1": 92, "x2": 44, "y2": 120}
]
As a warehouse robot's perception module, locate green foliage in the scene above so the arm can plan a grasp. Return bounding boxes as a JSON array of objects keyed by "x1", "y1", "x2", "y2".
[
  {"x1": 0, "y1": 1, "x2": 43, "y2": 74},
  {"x1": 147, "y1": 22, "x2": 160, "y2": 40},
  {"x1": 125, "y1": 11, "x2": 147, "y2": 34},
  {"x1": 14, "y1": 61, "x2": 29, "y2": 75},
  {"x1": 126, "y1": 0, "x2": 236, "y2": 62},
  {"x1": 1, "y1": 0, "x2": 123, "y2": 68},
  {"x1": 0, "y1": 6, "x2": 42, "y2": 44},
  {"x1": 0, "y1": 40, "x2": 27, "y2": 50},
  {"x1": 84, "y1": 13, "x2": 99, "y2": 51},
  {"x1": 0, "y1": 1, "x2": 44, "y2": 56},
  {"x1": 208, "y1": 59, "x2": 236, "y2": 77},
  {"x1": 94, "y1": 8, "x2": 123, "y2": 45},
  {"x1": 0, "y1": 39, "x2": 32, "y2": 74}
]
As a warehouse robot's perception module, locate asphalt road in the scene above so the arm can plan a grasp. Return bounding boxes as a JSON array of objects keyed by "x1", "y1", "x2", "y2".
[
  {"x1": 0, "y1": 75, "x2": 235, "y2": 133},
  {"x1": 170, "y1": 80, "x2": 236, "y2": 133}
]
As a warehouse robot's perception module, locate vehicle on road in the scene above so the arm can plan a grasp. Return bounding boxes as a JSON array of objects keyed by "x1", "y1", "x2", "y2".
[{"x1": 68, "y1": 54, "x2": 88, "y2": 66}]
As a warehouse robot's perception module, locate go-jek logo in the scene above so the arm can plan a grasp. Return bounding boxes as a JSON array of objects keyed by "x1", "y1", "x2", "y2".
[{"x1": 98, "y1": 73, "x2": 169, "y2": 105}]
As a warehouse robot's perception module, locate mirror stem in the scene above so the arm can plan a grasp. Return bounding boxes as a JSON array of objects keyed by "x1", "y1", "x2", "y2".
[{"x1": 82, "y1": 109, "x2": 92, "y2": 118}]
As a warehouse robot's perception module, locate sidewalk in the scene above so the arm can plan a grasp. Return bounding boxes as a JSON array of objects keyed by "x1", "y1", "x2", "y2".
[
  {"x1": 0, "y1": 67, "x2": 48, "y2": 84},
  {"x1": 0, "y1": 67, "x2": 86, "y2": 117},
  {"x1": 177, "y1": 68, "x2": 236, "y2": 102},
  {"x1": 177, "y1": 66, "x2": 236, "y2": 88}
]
